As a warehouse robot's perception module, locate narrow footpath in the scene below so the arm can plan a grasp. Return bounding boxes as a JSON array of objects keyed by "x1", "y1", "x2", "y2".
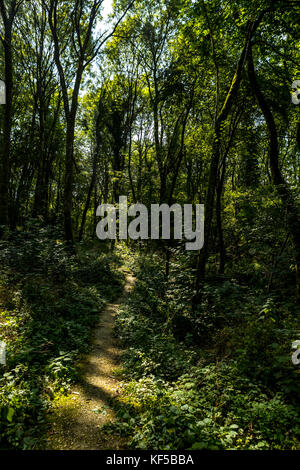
[{"x1": 46, "y1": 272, "x2": 135, "y2": 450}]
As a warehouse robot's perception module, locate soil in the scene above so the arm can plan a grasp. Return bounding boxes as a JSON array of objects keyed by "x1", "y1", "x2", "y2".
[{"x1": 46, "y1": 271, "x2": 135, "y2": 450}]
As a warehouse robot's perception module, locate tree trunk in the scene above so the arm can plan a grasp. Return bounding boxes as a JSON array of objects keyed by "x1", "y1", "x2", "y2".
[
  {"x1": 33, "y1": 104, "x2": 49, "y2": 220},
  {"x1": 195, "y1": 16, "x2": 264, "y2": 290},
  {"x1": 64, "y1": 117, "x2": 75, "y2": 243},
  {"x1": 248, "y1": 44, "x2": 300, "y2": 297},
  {"x1": 0, "y1": 22, "x2": 12, "y2": 232},
  {"x1": 79, "y1": 148, "x2": 97, "y2": 241},
  {"x1": 216, "y1": 160, "x2": 226, "y2": 274}
]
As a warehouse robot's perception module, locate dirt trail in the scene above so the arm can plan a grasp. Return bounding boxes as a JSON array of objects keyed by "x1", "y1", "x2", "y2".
[{"x1": 46, "y1": 271, "x2": 135, "y2": 450}]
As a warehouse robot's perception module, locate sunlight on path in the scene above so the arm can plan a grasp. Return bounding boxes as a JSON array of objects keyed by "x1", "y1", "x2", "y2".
[{"x1": 46, "y1": 271, "x2": 135, "y2": 450}]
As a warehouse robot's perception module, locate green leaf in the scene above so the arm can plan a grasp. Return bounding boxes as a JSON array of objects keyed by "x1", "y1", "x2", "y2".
[{"x1": 7, "y1": 407, "x2": 14, "y2": 422}]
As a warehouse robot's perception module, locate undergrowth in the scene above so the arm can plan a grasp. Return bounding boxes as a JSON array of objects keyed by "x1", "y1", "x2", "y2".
[
  {"x1": 110, "y1": 246, "x2": 300, "y2": 450},
  {"x1": 0, "y1": 221, "x2": 123, "y2": 449}
]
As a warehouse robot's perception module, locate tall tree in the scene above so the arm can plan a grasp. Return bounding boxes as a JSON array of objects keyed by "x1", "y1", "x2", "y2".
[
  {"x1": 248, "y1": 43, "x2": 300, "y2": 297},
  {"x1": 44, "y1": 0, "x2": 133, "y2": 242},
  {"x1": 0, "y1": 0, "x2": 24, "y2": 233},
  {"x1": 195, "y1": 11, "x2": 266, "y2": 290}
]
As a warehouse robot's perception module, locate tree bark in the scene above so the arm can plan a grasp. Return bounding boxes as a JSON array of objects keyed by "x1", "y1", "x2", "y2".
[
  {"x1": 0, "y1": 6, "x2": 13, "y2": 232},
  {"x1": 79, "y1": 146, "x2": 98, "y2": 242},
  {"x1": 248, "y1": 44, "x2": 300, "y2": 297},
  {"x1": 64, "y1": 115, "x2": 76, "y2": 242},
  {"x1": 195, "y1": 16, "x2": 265, "y2": 291},
  {"x1": 216, "y1": 159, "x2": 226, "y2": 274}
]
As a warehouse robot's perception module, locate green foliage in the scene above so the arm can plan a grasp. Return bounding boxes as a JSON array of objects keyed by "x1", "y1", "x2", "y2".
[
  {"x1": 113, "y1": 365, "x2": 300, "y2": 450},
  {"x1": 0, "y1": 225, "x2": 123, "y2": 449},
  {"x1": 111, "y1": 252, "x2": 300, "y2": 450}
]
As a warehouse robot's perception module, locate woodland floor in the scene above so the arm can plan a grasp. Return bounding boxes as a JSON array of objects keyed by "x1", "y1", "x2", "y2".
[{"x1": 45, "y1": 271, "x2": 135, "y2": 450}]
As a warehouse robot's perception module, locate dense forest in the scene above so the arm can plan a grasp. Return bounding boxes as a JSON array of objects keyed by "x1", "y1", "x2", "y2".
[{"x1": 0, "y1": 0, "x2": 300, "y2": 452}]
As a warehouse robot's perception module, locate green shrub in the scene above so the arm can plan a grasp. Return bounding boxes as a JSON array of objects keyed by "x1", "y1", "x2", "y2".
[
  {"x1": 112, "y1": 251, "x2": 300, "y2": 450},
  {"x1": 0, "y1": 226, "x2": 124, "y2": 449}
]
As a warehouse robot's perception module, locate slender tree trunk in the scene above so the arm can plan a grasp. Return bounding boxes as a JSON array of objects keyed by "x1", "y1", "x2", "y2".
[
  {"x1": 248, "y1": 44, "x2": 300, "y2": 297},
  {"x1": 0, "y1": 21, "x2": 12, "y2": 232},
  {"x1": 128, "y1": 129, "x2": 136, "y2": 202},
  {"x1": 54, "y1": 157, "x2": 62, "y2": 218},
  {"x1": 93, "y1": 183, "x2": 99, "y2": 237},
  {"x1": 216, "y1": 160, "x2": 226, "y2": 274},
  {"x1": 195, "y1": 16, "x2": 264, "y2": 291},
  {"x1": 79, "y1": 148, "x2": 97, "y2": 241},
  {"x1": 64, "y1": 116, "x2": 76, "y2": 243},
  {"x1": 33, "y1": 104, "x2": 49, "y2": 220}
]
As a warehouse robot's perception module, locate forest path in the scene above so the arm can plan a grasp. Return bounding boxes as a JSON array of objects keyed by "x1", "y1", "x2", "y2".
[{"x1": 46, "y1": 270, "x2": 135, "y2": 450}]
